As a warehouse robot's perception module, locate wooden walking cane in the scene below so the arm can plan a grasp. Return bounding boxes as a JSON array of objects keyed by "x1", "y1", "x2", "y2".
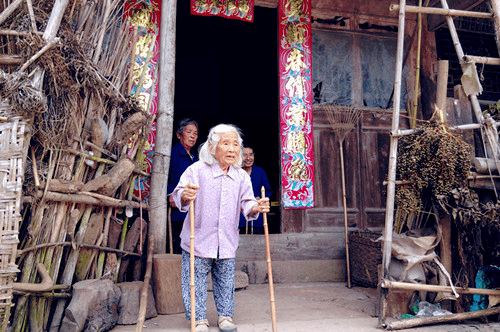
[
  {"x1": 261, "y1": 186, "x2": 277, "y2": 332},
  {"x1": 167, "y1": 205, "x2": 173, "y2": 253},
  {"x1": 189, "y1": 200, "x2": 196, "y2": 332}
]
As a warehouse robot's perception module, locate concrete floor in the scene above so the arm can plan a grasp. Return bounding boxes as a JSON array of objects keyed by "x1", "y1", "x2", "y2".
[{"x1": 110, "y1": 282, "x2": 500, "y2": 332}]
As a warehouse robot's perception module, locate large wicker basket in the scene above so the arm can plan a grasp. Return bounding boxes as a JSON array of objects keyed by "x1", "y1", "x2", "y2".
[
  {"x1": 0, "y1": 116, "x2": 26, "y2": 330},
  {"x1": 349, "y1": 231, "x2": 382, "y2": 288}
]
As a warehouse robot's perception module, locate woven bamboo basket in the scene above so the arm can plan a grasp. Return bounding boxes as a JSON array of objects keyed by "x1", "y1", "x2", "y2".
[
  {"x1": 0, "y1": 115, "x2": 27, "y2": 330},
  {"x1": 349, "y1": 231, "x2": 383, "y2": 288}
]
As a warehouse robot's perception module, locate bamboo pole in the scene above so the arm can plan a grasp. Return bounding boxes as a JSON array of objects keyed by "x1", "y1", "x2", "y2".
[
  {"x1": 150, "y1": 0, "x2": 177, "y2": 254},
  {"x1": 391, "y1": 122, "x2": 500, "y2": 137},
  {"x1": 386, "y1": 306, "x2": 500, "y2": 330},
  {"x1": 463, "y1": 55, "x2": 500, "y2": 65},
  {"x1": 390, "y1": 4, "x2": 493, "y2": 18},
  {"x1": 262, "y1": 186, "x2": 277, "y2": 332},
  {"x1": 135, "y1": 234, "x2": 154, "y2": 332},
  {"x1": 189, "y1": 200, "x2": 195, "y2": 332},
  {"x1": 489, "y1": 0, "x2": 500, "y2": 56},
  {"x1": 379, "y1": 0, "x2": 406, "y2": 326},
  {"x1": 381, "y1": 279, "x2": 500, "y2": 296},
  {"x1": 410, "y1": 0, "x2": 423, "y2": 129}
]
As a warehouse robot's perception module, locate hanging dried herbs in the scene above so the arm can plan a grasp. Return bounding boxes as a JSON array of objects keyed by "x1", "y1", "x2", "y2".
[{"x1": 395, "y1": 120, "x2": 473, "y2": 216}]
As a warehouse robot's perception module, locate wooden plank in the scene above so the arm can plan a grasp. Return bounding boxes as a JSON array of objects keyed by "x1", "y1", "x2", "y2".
[
  {"x1": 117, "y1": 218, "x2": 146, "y2": 282},
  {"x1": 75, "y1": 211, "x2": 104, "y2": 281}
]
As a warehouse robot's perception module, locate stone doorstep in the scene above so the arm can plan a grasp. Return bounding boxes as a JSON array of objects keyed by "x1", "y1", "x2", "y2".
[{"x1": 236, "y1": 259, "x2": 346, "y2": 284}]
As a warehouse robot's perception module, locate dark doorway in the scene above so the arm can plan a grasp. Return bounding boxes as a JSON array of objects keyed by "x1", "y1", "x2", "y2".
[{"x1": 174, "y1": 3, "x2": 281, "y2": 233}]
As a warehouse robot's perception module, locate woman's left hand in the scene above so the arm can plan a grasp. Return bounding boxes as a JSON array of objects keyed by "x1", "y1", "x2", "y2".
[{"x1": 254, "y1": 197, "x2": 270, "y2": 214}]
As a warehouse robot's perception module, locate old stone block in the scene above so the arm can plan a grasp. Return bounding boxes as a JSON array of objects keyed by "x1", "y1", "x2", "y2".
[
  {"x1": 60, "y1": 278, "x2": 121, "y2": 332},
  {"x1": 117, "y1": 281, "x2": 158, "y2": 325}
]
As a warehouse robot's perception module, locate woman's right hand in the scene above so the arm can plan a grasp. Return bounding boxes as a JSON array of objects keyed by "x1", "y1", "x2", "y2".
[{"x1": 181, "y1": 182, "x2": 199, "y2": 205}]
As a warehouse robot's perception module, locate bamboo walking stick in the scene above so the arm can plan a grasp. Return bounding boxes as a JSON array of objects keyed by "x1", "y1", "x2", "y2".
[
  {"x1": 261, "y1": 186, "x2": 277, "y2": 332},
  {"x1": 189, "y1": 200, "x2": 196, "y2": 332}
]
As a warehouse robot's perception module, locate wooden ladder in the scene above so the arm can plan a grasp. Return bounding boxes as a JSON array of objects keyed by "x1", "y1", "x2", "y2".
[{"x1": 379, "y1": 0, "x2": 500, "y2": 329}]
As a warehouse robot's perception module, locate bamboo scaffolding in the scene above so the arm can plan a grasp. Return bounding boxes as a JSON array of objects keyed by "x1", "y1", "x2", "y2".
[
  {"x1": 380, "y1": 0, "x2": 500, "y2": 328},
  {"x1": 389, "y1": 4, "x2": 493, "y2": 18}
]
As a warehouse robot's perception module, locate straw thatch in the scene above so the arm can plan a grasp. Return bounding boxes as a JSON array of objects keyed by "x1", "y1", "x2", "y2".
[{"x1": 0, "y1": 0, "x2": 156, "y2": 330}]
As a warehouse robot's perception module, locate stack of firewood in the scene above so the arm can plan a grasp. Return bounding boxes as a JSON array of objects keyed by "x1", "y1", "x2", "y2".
[{"x1": 0, "y1": 1, "x2": 157, "y2": 331}]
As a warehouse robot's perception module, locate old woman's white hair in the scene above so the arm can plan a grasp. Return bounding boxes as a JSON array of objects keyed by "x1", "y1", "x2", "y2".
[{"x1": 199, "y1": 124, "x2": 244, "y2": 168}]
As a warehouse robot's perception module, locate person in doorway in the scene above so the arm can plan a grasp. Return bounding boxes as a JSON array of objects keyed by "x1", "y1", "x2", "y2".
[
  {"x1": 239, "y1": 146, "x2": 273, "y2": 234},
  {"x1": 167, "y1": 118, "x2": 199, "y2": 254},
  {"x1": 172, "y1": 124, "x2": 270, "y2": 332}
]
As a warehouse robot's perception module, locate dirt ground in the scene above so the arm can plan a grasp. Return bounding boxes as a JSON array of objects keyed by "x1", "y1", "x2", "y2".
[{"x1": 110, "y1": 282, "x2": 500, "y2": 332}]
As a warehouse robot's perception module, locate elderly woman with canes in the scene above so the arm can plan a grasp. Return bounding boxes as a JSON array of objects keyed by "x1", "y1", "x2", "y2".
[{"x1": 172, "y1": 124, "x2": 270, "y2": 332}]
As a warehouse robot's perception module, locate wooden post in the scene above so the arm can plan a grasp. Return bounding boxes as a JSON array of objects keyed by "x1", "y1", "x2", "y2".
[
  {"x1": 435, "y1": 60, "x2": 454, "y2": 307},
  {"x1": 436, "y1": 60, "x2": 449, "y2": 119},
  {"x1": 149, "y1": 0, "x2": 177, "y2": 254}
]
